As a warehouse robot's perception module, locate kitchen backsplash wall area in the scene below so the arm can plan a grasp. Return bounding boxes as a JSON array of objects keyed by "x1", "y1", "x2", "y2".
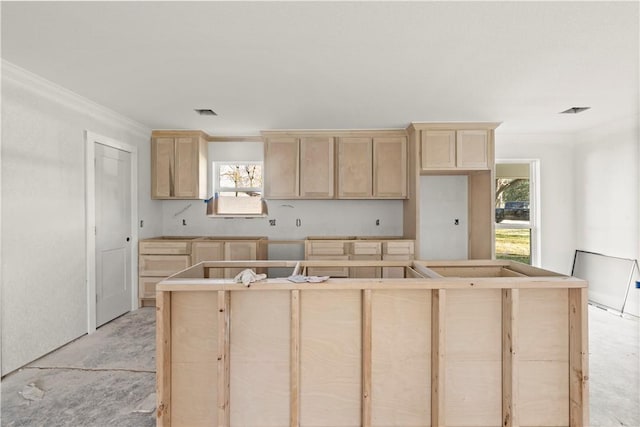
[{"x1": 161, "y1": 199, "x2": 403, "y2": 239}]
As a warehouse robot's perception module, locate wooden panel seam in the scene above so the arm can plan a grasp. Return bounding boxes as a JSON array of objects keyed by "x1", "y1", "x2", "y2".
[
  {"x1": 362, "y1": 289, "x2": 372, "y2": 427},
  {"x1": 502, "y1": 288, "x2": 519, "y2": 427},
  {"x1": 217, "y1": 291, "x2": 231, "y2": 426},
  {"x1": 431, "y1": 289, "x2": 446, "y2": 426},
  {"x1": 156, "y1": 291, "x2": 171, "y2": 427},
  {"x1": 569, "y1": 287, "x2": 589, "y2": 427},
  {"x1": 290, "y1": 290, "x2": 301, "y2": 427}
]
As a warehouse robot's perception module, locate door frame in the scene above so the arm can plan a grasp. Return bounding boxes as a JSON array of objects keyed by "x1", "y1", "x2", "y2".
[{"x1": 85, "y1": 131, "x2": 138, "y2": 333}]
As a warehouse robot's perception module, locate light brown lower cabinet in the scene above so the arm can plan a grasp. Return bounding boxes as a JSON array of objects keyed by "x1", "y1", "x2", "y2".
[
  {"x1": 138, "y1": 236, "x2": 266, "y2": 307},
  {"x1": 305, "y1": 238, "x2": 414, "y2": 278},
  {"x1": 138, "y1": 237, "x2": 196, "y2": 307}
]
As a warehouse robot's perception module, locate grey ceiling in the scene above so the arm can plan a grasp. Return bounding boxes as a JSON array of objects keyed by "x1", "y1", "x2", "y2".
[{"x1": 2, "y1": 1, "x2": 638, "y2": 135}]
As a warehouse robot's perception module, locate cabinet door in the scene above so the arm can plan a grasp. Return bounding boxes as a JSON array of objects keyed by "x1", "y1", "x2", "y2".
[
  {"x1": 224, "y1": 241, "x2": 258, "y2": 278},
  {"x1": 174, "y1": 137, "x2": 199, "y2": 198},
  {"x1": 349, "y1": 254, "x2": 381, "y2": 278},
  {"x1": 191, "y1": 241, "x2": 225, "y2": 278},
  {"x1": 373, "y1": 137, "x2": 407, "y2": 198},
  {"x1": 139, "y1": 277, "x2": 162, "y2": 300},
  {"x1": 300, "y1": 137, "x2": 334, "y2": 198},
  {"x1": 151, "y1": 137, "x2": 174, "y2": 198},
  {"x1": 456, "y1": 130, "x2": 489, "y2": 169},
  {"x1": 264, "y1": 138, "x2": 299, "y2": 199},
  {"x1": 337, "y1": 137, "x2": 372, "y2": 198},
  {"x1": 382, "y1": 254, "x2": 412, "y2": 278},
  {"x1": 421, "y1": 130, "x2": 456, "y2": 170}
]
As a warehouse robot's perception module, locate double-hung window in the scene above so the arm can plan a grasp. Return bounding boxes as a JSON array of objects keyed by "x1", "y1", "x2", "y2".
[
  {"x1": 210, "y1": 162, "x2": 266, "y2": 216},
  {"x1": 495, "y1": 160, "x2": 540, "y2": 265}
]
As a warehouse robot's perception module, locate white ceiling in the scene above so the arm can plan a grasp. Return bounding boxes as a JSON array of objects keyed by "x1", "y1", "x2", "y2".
[{"x1": 2, "y1": 1, "x2": 638, "y2": 136}]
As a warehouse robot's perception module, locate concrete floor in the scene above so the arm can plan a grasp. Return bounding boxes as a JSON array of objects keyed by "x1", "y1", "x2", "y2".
[
  {"x1": 1, "y1": 308, "x2": 156, "y2": 426},
  {"x1": 1, "y1": 304, "x2": 638, "y2": 426}
]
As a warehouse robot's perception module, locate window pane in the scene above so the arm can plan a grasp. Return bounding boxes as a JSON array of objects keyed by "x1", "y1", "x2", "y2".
[
  {"x1": 217, "y1": 163, "x2": 263, "y2": 196},
  {"x1": 495, "y1": 178, "x2": 530, "y2": 225},
  {"x1": 219, "y1": 165, "x2": 240, "y2": 188},
  {"x1": 495, "y1": 228, "x2": 531, "y2": 264}
]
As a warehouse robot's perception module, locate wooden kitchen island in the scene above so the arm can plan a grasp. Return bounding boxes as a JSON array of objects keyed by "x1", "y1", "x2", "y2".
[{"x1": 156, "y1": 259, "x2": 588, "y2": 427}]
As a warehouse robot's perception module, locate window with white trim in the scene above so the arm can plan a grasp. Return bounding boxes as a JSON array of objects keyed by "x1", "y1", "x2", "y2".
[
  {"x1": 495, "y1": 160, "x2": 539, "y2": 265},
  {"x1": 209, "y1": 162, "x2": 266, "y2": 216}
]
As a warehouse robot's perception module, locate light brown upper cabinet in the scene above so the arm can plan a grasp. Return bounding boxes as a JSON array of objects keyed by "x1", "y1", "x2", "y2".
[
  {"x1": 151, "y1": 131, "x2": 208, "y2": 199},
  {"x1": 421, "y1": 129, "x2": 489, "y2": 171},
  {"x1": 373, "y1": 137, "x2": 407, "y2": 198},
  {"x1": 337, "y1": 135, "x2": 407, "y2": 199},
  {"x1": 264, "y1": 137, "x2": 299, "y2": 199},
  {"x1": 264, "y1": 136, "x2": 334, "y2": 199},
  {"x1": 263, "y1": 130, "x2": 406, "y2": 200},
  {"x1": 337, "y1": 137, "x2": 372, "y2": 198}
]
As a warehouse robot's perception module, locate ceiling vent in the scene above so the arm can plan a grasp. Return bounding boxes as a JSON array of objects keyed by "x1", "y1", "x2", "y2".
[
  {"x1": 560, "y1": 107, "x2": 590, "y2": 114},
  {"x1": 195, "y1": 109, "x2": 217, "y2": 116}
]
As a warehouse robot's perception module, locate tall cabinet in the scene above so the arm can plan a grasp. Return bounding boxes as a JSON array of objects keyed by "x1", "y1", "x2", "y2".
[{"x1": 405, "y1": 122, "x2": 500, "y2": 259}]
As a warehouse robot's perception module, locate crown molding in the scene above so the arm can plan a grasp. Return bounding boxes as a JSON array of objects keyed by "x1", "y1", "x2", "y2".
[{"x1": 2, "y1": 60, "x2": 151, "y2": 138}]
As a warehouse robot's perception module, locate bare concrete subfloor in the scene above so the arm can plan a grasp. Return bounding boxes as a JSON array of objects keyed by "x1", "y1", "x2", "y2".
[
  {"x1": 1, "y1": 308, "x2": 155, "y2": 427},
  {"x1": 1, "y1": 304, "x2": 638, "y2": 426}
]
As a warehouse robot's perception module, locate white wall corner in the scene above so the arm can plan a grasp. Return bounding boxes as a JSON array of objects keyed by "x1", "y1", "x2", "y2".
[{"x1": 1, "y1": 59, "x2": 151, "y2": 139}]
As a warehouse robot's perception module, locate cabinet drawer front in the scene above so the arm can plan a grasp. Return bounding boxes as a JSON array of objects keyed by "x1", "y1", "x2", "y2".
[
  {"x1": 139, "y1": 241, "x2": 191, "y2": 255},
  {"x1": 139, "y1": 255, "x2": 191, "y2": 276},
  {"x1": 139, "y1": 277, "x2": 162, "y2": 299},
  {"x1": 308, "y1": 241, "x2": 346, "y2": 255},
  {"x1": 383, "y1": 241, "x2": 415, "y2": 255},
  {"x1": 306, "y1": 255, "x2": 349, "y2": 277},
  {"x1": 351, "y1": 241, "x2": 382, "y2": 255}
]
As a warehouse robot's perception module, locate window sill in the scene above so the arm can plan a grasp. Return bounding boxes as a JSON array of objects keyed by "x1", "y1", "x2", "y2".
[
  {"x1": 206, "y1": 196, "x2": 268, "y2": 218},
  {"x1": 207, "y1": 213, "x2": 268, "y2": 219}
]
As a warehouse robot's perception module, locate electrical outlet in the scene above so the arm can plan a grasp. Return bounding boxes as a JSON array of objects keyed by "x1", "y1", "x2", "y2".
[
  {"x1": 182, "y1": 219, "x2": 187, "y2": 226},
  {"x1": 375, "y1": 219, "x2": 380, "y2": 226},
  {"x1": 269, "y1": 219, "x2": 276, "y2": 226}
]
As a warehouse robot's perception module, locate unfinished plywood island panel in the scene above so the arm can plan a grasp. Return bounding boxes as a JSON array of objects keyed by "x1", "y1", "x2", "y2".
[{"x1": 156, "y1": 259, "x2": 588, "y2": 427}]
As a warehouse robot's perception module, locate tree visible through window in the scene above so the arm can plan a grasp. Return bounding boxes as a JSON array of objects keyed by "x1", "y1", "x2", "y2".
[
  {"x1": 495, "y1": 162, "x2": 535, "y2": 265},
  {"x1": 218, "y1": 163, "x2": 263, "y2": 197},
  {"x1": 211, "y1": 162, "x2": 265, "y2": 216}
]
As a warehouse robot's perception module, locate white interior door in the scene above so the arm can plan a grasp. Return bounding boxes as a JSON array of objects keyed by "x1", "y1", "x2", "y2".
[{"x1": 95, "y1": 143, "x2": 132, "y2": 327}]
